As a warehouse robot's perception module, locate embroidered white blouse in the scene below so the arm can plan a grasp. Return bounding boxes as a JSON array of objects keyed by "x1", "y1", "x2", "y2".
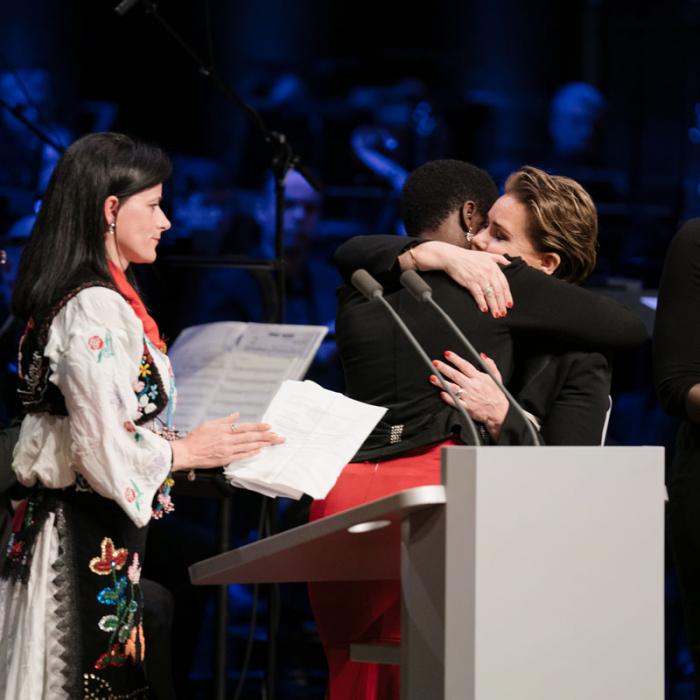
[{"x1": 12, "y1": 286, "x2": 174, "y2": 528}]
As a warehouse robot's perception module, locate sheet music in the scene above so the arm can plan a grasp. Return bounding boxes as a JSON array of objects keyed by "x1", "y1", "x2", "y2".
[
  {"x1": 169, "y1": 322, "x2": 327, "y2": 431},
  {"x1": 225, "y1": 380, "x2": 387, "y2": 500},
  {"x1": 169, "y1": 322, "x2": 247, "y2": 374}
]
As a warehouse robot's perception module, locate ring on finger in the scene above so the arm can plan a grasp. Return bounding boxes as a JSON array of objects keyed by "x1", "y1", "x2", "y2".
[
  {"x1": 454, "y1": 388, "x2": 465, "y2": 399},
  {"x1": 230, "y1": 422, "x2": 239, "y2": 433},
  {"x1": 483, "y1": 285, "x2": 495, "y2": 297}
]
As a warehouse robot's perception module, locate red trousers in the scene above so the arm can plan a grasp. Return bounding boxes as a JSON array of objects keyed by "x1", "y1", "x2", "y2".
[{"x1": 308, "y1": 440, "x2": 456, "y2": 700}]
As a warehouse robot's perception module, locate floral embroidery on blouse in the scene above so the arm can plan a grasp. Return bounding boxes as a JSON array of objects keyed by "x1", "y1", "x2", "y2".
[
  {"x1": 124, "y1": 479, "x2": 144, "y2": 512},
  {"x1": 87, "y1": 331, "x2": 115, "y2": 363},
  {"x1": 91, "y1": 538, "x2": 145, "y2": 670},
  {"x1": 122, "y1": 420, "x2": 144, "y2": 443},
  {"x1": 17, "y1": 279, "x2": 117, "y2": 415}
]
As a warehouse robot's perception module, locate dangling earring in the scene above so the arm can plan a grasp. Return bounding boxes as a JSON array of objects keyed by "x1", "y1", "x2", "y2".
[
  {"x1": 463, "y1": 213, "x2": 474, "y2": 243},
  {"x1": 107, "y1": 222, "x2": 116, "y2": 235}
]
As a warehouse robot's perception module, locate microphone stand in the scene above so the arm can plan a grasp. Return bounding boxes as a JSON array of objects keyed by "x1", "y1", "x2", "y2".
[
  {"x1": 116, "y1": 0, "x2": 322, "y2": 324},
  {"x1": 114, "y1": 4, "x2": 323, "y2": 698},
  {"x1": 400, "y1": 270, "x2": 541, "y2": 446},
  {"x1": 0, "y1": 98, "x2": 65, "y2": 154},
  {"x1": 350, "y1": 270, "x2": 482, "y2": 447}
]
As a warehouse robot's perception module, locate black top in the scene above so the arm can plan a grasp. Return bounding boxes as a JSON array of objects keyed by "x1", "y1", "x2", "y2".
[
  {"x1": 654, "y1": 218, "x2": 700, "y2": 418},
  {"x1": 336, "y1": 246, "x2": 646, "y2": 458},
  {"x1": 499, "y1": 345, "x2": 611, "y2": 445},
  {"x1": 653, "y1": 218, "x2": 700, "y2": 485}
]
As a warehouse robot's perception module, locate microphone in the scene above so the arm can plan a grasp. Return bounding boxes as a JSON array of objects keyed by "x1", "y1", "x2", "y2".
[
  {"x1": 350, "y1": 269, "x2": 482, "y2": 446},
  {"x1": 114, "y1": 0, "x2": 141, "y2": 16},
  {"x1": 400, "y1": 269, "x2": 542, "y2": 446},
  {"x1": 350, "y1": 268, "x2": 383, "y2": 300}
]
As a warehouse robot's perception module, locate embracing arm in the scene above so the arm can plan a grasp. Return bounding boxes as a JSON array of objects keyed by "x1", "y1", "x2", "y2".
[
  {"x1": 505, "y1": 262, "x2": 648, "y2": 351},
  {"x1": 334, "y1": 235, "x2": 512, "y2": 316},
  {"x1": 654, "y1": 219, "x2": 700, "y2": 421},
  {"x1": 333, "y1": 235, "x2": 417, "y2": 285}
]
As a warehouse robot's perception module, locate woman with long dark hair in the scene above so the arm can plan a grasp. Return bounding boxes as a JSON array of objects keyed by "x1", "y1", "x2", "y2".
[{"x1": 0, "y1": 132, "x2": 283, "y2": 699}]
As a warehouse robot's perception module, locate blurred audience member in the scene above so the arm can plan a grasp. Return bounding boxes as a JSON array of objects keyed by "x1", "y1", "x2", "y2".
[{"x1": 549, "y1": 82, "x2": 607, "y2": 162}]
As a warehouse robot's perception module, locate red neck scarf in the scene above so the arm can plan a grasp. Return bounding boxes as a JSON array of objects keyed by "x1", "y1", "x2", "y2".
[{"x1": 108, "y1": 261, "x2": 166, "y2": 353}]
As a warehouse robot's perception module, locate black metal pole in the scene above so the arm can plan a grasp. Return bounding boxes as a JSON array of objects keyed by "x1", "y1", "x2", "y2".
[
  {"x1": 114, "y1": 5, "x2": 325, "y2": 696},
  {"x1": 264, "y1": 502, "x2": 279, "y2": 700},
  {"x1": 0, "y1": 98, "x2": 65, "y2": 153},
  {"x1": 215, "y1": 496, "x2": 232, "y2": 699}
]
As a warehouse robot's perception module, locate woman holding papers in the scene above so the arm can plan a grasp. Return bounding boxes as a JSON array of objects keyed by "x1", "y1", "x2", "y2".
[
  {"x1": 309, "y1": 163, "x2": 647, "y2": 699},
  {"x1": 0, "y1": 133, "x2": 283, "y2": 700}
]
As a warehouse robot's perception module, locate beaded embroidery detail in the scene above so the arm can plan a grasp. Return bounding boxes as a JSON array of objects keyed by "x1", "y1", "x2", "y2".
[
  {"x1": 1, "y1": 492, "x2": 54, "y2": 583},
  {"x1": 151, "y1": 475, "x2": 175, "y2": 520},
  {"x1": 82, "y1": 673, "x2": 149, "y2": 699},
  {"x1": 4, "y1": 498, "x2": 38, "y2": 571},
  {"x1": 90, "y1": 538, "x2": 145, "y2": 670},
  {"x1": 132, "y1": 344, "x2": 167, "y2": 423}
]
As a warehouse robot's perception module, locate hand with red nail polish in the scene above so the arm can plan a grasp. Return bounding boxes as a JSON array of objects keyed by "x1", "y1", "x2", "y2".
[
  {"x1": 431, "y1": 350, "x2": 508, "y2": 441},
  {"x1": 398, "y1": 241, "x2": 513, "y2": 317}
]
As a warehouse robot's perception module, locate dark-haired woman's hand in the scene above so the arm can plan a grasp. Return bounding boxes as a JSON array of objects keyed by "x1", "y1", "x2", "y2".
[
  {"x1": 399, "y1": 241, "x2": 512, "y2": 318},
  {"x1": 170, "y1": 412, "x2": 285, "y2": 471}
]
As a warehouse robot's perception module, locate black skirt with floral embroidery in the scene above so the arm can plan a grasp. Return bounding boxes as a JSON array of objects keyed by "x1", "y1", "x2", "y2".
[{"x1": 2, "y1": 481, "x2": 151, "y2": 699}]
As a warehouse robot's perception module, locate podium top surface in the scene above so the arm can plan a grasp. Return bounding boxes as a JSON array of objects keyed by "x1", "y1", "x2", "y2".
[{"x1": 189, "y1": 484, "x2": 446, "y2": 585}]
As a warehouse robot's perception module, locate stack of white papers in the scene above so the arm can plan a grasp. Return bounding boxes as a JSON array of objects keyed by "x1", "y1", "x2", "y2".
[{"x1": 224, "y1": 380, "x2": 387, "y2": 500}]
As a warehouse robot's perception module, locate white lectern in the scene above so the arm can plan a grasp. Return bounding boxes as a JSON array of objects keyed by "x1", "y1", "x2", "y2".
[{"x1": 189, "y1": 446, "x2": 665, "y2": 700}]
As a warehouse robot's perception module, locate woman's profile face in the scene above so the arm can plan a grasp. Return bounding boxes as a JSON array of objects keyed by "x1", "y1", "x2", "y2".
[
  {"x1": 107, "y1": 184, "x2": 171, "y2": 268},
  {"x1": 470, "y1": 194, "x2": 544, "y2": 269}
]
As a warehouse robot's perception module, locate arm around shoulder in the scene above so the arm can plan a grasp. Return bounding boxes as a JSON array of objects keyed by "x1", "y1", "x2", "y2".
[
  {"x1": 333, "y1": 235, "x2": 420, "y2": 284},
  {"x1": 506, "y1": 263, "x2": 648, "y2": 351}
]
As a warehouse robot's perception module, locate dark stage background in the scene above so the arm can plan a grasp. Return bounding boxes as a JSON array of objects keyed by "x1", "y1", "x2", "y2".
[{"x1": 0, "y1": 1, "x2": 697, "y2": 697}]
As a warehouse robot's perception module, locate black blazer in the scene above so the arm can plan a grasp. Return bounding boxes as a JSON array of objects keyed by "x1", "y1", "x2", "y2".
[{"x1": 499, "y1": 349, "x2": 611, "y2": 445}]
